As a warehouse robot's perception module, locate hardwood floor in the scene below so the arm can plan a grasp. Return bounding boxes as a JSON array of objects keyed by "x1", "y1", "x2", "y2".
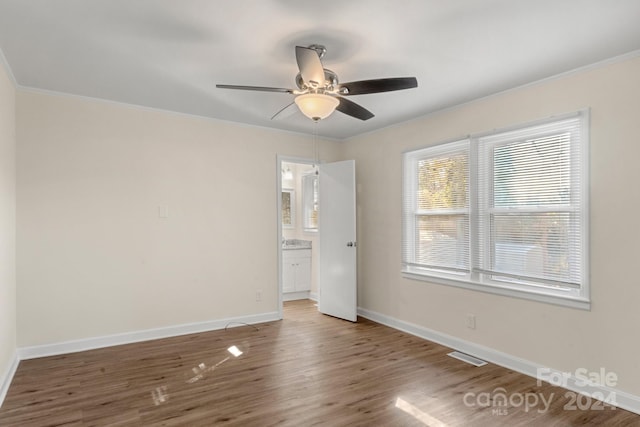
[{"x1": 1, "y1": 300, "x2": 638, "y2": 426}]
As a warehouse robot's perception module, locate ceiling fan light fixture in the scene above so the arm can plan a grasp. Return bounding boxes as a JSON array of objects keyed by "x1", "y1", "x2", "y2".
[
  {"x1": 217, "y1": 45, "x2": 416, "y2": 122},
  {"x1": 294, "y1": 93, "x2": 339, "y2": 121}
]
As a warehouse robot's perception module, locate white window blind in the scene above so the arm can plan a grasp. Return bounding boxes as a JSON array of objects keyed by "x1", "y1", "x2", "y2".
[
  {"x1": 402, "y1": 112, "x2": 588, "y2": 306},
  {"x1": 475, "y1": 117, "x2": 585, "y2": 289},
  {"x1": 403, "y1": 140, "x2": 470, "y2": 275}
]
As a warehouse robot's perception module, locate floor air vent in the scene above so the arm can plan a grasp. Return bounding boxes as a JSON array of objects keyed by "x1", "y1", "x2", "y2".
[{"x1": 447, "y1": 351, "x2": 487, "y2": 367}]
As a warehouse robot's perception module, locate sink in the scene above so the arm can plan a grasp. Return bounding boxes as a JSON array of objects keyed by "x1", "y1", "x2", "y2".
[{"x1": 282, "y1": 239, "x2": 312, "y2": 250}]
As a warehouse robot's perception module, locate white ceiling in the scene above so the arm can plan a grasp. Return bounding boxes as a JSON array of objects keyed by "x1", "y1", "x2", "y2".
[{"x1": 1, "y1": 1, "x2": 639, "y2": 140}]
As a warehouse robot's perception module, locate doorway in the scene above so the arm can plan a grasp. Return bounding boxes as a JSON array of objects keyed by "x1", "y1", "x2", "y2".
[
  {"x1": 277, "y1": 157, "x2": 319, "y2": 319},
  {"x1": 277, "y1": 157, "x2": 358, "y2": 322}
]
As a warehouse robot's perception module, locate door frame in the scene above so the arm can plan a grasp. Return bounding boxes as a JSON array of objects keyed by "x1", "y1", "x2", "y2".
[{"x1": 276, "y1": 155, "x2": 318, "y2": 319}]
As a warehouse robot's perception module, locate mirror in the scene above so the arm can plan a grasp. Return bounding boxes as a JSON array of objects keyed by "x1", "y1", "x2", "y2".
[{"x1": 282, "y1": 188, "x2": 295, "y2": 228}]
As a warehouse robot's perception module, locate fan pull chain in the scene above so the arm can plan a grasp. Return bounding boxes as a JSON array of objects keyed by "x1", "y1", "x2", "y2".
[{"x1": 313, "y1": 121, "x2": 320, "y2": 174}]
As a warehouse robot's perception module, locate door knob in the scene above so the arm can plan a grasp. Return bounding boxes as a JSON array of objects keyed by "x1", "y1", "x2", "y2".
[{"x1": 346, "y1": 241, "x2": 357, "y2": 247}]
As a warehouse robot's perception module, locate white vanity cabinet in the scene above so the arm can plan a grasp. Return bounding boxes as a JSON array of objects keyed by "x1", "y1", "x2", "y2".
[{"x1": 282, "y1": 249, "x2": 311, "y2": 293}]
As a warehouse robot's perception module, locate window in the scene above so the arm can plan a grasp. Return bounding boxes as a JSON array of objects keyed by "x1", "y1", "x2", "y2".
[
  {"x1": 404, "y1": 140, "x2": 470, "y2": 274},
  {"x1": 402, "y1": 112, "x2": 589, "y2": 308},
  {"x1": 302, "y1": 173, "x2": 319, "y2": 231}
]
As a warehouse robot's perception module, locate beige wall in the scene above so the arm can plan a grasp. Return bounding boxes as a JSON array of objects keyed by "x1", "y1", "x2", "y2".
[
  {"x1": 10, "y1": 53, "x2": 640, "y2": 400},
  {"x1": 0, "y1": 62, "x2": 16, "y2": 381},
  {"x1": 343, "y1": 55, "x2": 640, "y2": 395},
  {"x1": 16, "y1": 91, "x2": 340, "y2": 346}
]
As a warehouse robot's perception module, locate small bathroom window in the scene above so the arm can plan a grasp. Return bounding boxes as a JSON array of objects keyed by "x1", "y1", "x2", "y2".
[{"x1": 302, "y1": 173, "x2": 318, "y2": 231}]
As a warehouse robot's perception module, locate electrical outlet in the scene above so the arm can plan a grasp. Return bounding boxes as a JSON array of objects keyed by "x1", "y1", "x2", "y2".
[
  {"x1": 256, "y1": 290, "x2": 262, "y2": 302},
  {"x1": 466, "y1": 314, "x2": 476, "y2": 330}
]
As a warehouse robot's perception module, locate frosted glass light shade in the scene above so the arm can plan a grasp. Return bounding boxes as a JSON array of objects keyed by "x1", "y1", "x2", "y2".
[{"x1": 294, "y1": 93, "x2": 339, "y2": 121}]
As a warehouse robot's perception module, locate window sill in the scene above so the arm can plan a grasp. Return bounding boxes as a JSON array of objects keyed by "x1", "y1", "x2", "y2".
[{"x1": 401, "y1": 270, "x2": 591, "y2": 310}]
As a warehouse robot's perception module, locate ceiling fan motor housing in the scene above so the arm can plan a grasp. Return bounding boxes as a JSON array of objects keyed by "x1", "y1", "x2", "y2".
[{"x1": 295, "y1": 69, "x2": 338, "y2": 92}]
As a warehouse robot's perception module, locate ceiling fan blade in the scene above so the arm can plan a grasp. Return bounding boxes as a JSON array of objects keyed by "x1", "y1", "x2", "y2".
[
  {"x1": 336, "y1": 97, "x2": 374, "y2": 121},
  {"x1": 295, "y1": 46, "x2": 325, "y2": 88},
  {"x1": 338, "y1": 77, "x2": 418, "y2": 95},
  {"x1": 271, "y1": 102, "x2": 298, "y2": 120},
  {"x1": 216, "y1": 84, "x2": 293, "y2": 94}
]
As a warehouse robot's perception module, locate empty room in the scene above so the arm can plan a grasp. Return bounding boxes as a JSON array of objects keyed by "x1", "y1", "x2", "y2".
[{"x1": 1, "y1": 1, "x2": 640, "y2": 425}]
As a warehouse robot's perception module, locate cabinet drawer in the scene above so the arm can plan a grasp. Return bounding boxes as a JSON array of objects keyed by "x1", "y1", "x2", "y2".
[{"x1": 283, "y1": 249, "x2": 311, "y2": 259}]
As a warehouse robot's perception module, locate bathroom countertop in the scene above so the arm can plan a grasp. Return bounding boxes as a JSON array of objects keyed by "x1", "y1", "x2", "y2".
[{"x1": 282, "y1": 239, "x2": 312, "y2": 250}]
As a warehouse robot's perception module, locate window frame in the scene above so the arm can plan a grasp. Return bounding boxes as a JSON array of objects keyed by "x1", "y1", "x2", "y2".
[
  {"x1": 402, "y1": 111, "x2": 590, "y2": 309},
  {"x1": 404, "y1": 139, "x2": 471, "y2": 275},
  {"x1": 302, "y1": 172, "x2": 319, "y2": 232}
]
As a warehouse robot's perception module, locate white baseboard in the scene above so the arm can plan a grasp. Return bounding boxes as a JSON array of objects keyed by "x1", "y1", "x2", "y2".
[
  {"x1": 18, "y1": 311, "x2": 280, "y2": 360},
  {"x1": 357, "y1": 307, "x2": 640, "y2": 416},
  {"x1": 8, "y1": 307, "x2": 640, "y2": 416},
  {"x1": 0, "y1": 352, "x2": 19, "y2": 409},
  {"x1": 283, "y1": 291, "x2": 310, "y2": 302},
  {"x1": 283, "y1": 292, "x2": 317, "y2": 302}
]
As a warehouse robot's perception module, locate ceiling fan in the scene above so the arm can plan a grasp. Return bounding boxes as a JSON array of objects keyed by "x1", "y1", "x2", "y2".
[{"x1": 217, "y1": 44, "x2": 418, "y2": 122}]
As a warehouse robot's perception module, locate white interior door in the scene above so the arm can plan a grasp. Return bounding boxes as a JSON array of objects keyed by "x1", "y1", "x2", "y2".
[{"x1": 318, "y1": 160, "x2": 357, "y2": 322}]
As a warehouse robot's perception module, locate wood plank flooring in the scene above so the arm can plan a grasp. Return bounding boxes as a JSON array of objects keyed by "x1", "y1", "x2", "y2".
[{"x1": 1, "y1": 300, "x2": 639, "y2": 426}]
